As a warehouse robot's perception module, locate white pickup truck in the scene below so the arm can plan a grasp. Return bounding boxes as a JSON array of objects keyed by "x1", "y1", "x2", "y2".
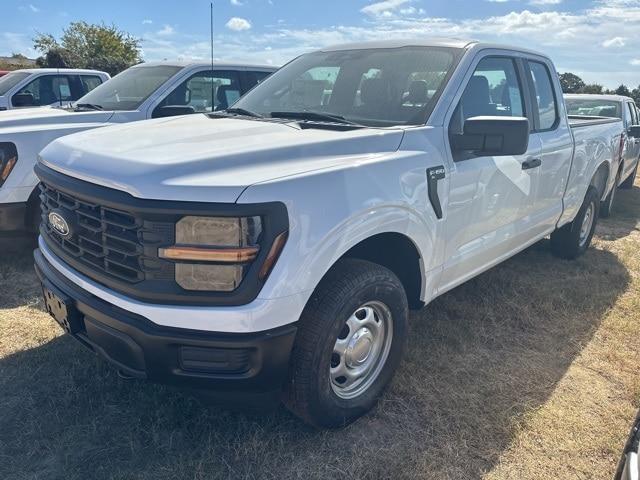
[
  {"x1": 0, "y1": 61, "x2": 276, "y2": 234},
  {"x1": 565, "y1": 94, "x2": 640, "y2": 216},
  {"x1": 0, "y1": 68, "x2": 110, "y2": 110},
  {"x1": 34, "y1": 39, "x2": 629, "y2": 428}
]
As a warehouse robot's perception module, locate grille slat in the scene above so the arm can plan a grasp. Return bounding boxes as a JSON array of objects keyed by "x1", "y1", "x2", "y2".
[{"x1": 40, "y1": 183, "x2": 145, "y2": 283}]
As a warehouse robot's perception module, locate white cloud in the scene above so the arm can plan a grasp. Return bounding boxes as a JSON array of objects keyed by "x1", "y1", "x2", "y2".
[
  {"x1": 361, "y1": 0, "x2": 411, "y2": 17},
  {"x1": 226, "y1": 17, "x2": 252, "y2": 31},
  {"x1": 603, "y1": 37, "x2": 625, "y2": 48},
  {"x1": 231, "y1": 0, "x2": 243, "y2": 5},
  {"x1": 631, "y1": 59, "x2": 640, "y2": 66},
  {"x1": 486, "y1": 0, "x2": 511, "y2": 2},
  {"x1": 529, "y1": 0, "x2": 562, "y2": 4},
  {"x1": 157, "y1": 24, "x2": 175, "y2": 36},
  {"x1": 142, "y1": 19, "x2": 153, "y2": 25},
  {"x1": 28, "y1": 4, "x2": 40, "y2": 12}
]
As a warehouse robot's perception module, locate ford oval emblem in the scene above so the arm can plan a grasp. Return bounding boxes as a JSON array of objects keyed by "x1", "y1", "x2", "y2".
[{"x1": 48, "y1": 211, "x2": 71, "y2": 237}]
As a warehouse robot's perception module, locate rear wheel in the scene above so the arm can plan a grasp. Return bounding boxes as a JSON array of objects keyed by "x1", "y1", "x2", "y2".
[
  {"x1": 620, "y1": 162, "x2": 638, "y2": 189},
  {"x1": 550, "y1": 185, "x2": 599, "y2": 260},
  {"x1": 600, "y1": 170, "x2": 621, "y2": 218},
  {"x1": 284, "y1": 258, "x2": 408, "y2": 428}
]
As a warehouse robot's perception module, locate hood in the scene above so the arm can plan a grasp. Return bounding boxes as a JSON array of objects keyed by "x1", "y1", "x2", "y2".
[
  {"x1": 0, "y1": 106, "x2": 113, "y2": 132},
  {"x1": 39, "y1": 114, "x2": 405, "y2": 203}
]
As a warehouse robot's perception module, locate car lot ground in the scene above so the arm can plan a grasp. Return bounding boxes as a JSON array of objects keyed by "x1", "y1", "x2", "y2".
[{"x1": 1, "y1": 180, "x2": 639, "y2": 480}]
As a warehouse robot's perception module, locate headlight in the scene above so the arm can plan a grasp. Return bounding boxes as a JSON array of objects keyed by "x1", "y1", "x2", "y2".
[
  {"x1": 159, "y1": 216, "x2": 265, "y2": 291},
  {"x1": 0, "y1": 142, "x2": 18, "y2": 187}
]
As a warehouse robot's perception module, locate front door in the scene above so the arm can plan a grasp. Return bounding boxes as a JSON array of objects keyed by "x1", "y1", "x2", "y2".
[{"x1": 439, "y1": 54, "x2": 542, "y2": 292}]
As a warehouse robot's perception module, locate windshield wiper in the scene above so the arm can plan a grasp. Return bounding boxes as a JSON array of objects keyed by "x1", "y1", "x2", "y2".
[
  {"x1": 269, "y1": 111, "x2": 358, "y2": 125},
  {"x1": 75, "y1": 103, "x2": 104, "y2": 111},
  {"x1": 221, "y1": 107, "x2": 263, "y2": 118}
]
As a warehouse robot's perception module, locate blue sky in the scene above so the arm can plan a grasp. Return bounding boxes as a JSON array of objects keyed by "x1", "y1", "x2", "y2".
[{"x1": 2, "y1": 0, "x2": 639, "y2": 88}]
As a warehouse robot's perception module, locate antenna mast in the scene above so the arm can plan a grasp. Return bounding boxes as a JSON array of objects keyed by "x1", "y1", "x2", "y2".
[{"x1": 210, "y1": 2, "x2": 215, "y2": 111}]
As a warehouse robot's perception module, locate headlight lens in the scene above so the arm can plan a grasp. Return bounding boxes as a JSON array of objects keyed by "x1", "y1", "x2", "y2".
[
  {"x1": 159, "y1": 216, "x2": 263, "y2": 291},
  {"x1": 0, "y1": 142, "x2": 18, "y2": 187}
]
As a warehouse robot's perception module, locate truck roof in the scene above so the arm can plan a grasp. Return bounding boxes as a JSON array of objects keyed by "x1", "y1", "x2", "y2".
[
  {"x1": 10, "y1": 68, "x2": 108, "y2": 75},
  {"x1": 319, "y1": 38, "x2": 549, "y2": 58},
  {"x1": 134, "y1": 61, "x2": 278, "y2": 70},
  {"x1": 564, "y1": 93, "x2": 636, "y2": 103}
]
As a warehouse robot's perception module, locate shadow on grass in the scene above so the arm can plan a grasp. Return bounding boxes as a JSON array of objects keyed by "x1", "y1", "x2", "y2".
[
  {"x1": 0, "y1": 237, "x2": 630, "y2": 479},
  {"x1": 598, "y1": 183, "x2": 640, "y2": 241}
]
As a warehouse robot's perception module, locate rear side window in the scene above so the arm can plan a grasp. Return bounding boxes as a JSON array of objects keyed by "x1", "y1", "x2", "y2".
[
  {"x1": 526, "y1": 61, "x2": 558, "y2": 131},
  {"x1": 81, "y1": 75, "x2": 103, "y2": 94},
  {"x1": 625, "y1": 102, "x2": 637, "y2": 127}
]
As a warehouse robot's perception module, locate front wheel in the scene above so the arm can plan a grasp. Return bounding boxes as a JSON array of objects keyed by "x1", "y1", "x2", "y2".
[
  {"x1": 284, "y1": 258, "x2": 408, "y2": 428},
  {"x1": 550, "y1": 185, "x2": 600, "y2": 260}
]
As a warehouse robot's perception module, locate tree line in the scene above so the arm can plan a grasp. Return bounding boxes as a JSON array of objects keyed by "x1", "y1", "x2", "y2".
[{"x1": 559, "y1": 72, "x2": 640, "y2": 104}]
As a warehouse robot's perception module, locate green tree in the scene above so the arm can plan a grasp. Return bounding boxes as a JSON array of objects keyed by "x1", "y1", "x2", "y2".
[
  {"x1": 559, "y1": 72, "x2": 585, "y2": 93},
  {"x1": 614, "y1": 84, "x2": 631, "y2": 97},
  {"x1": 34, "y1": 22, "x2": 142, "y2": 76},
  {"x1": 631, "y1": 85, "x2": 640, "y2": 105},
  {"x1": 580, "y1": 84, "x2": 604, "y2": 94}
]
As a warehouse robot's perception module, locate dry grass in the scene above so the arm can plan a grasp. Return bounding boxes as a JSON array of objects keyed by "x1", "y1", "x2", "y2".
[{"x1": 1, "y1": 181, "x2": 639, "y2": 480}]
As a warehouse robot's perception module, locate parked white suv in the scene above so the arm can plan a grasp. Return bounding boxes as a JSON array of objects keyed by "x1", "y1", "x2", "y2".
[
  {"x1": 0, "y1": 68, "x2": 110, "y2": 110},
  {"x1": 0, "y1": 61, "x2": 276, "y2": 235},
  {"x1": 34, "y1": 39, "x2": 628, "y2": 427}
]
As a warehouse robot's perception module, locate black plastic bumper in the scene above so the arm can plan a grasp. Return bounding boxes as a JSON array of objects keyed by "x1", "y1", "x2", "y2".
[
  {"x1": 0, "y1": 202, "x2": 26, "y2": 232},
  {"x1": 34, "y1": 248, "x2": 297, "y2": 404}
]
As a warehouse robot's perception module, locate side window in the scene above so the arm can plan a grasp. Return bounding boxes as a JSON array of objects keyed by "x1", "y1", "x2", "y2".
[
  {"x1": 625, "y1": 103, "x2": 636, "y2": 128},
  {"x1": 526, "y1": 61, "x2": 559, "y2": 131},
  {"x1": 449, "y1": 56, "x2": 525, "y2": 135},
  {"x1": 244, "y1": 71, "x2": 271, "y2": 89},
  {"x1": 81, "y1": 75, "x2": 103, "y2": 94},
  {"x1": 12, "y1": 74, "x2": 73, "y2": 106},
  {"x1": 155, "y1": 70, "x2": 241, "y2": 115}
]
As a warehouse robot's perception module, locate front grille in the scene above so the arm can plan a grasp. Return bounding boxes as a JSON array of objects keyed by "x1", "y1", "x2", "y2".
[{"x1": 40, "y1": 182, "x2": 146, "y2": 283}]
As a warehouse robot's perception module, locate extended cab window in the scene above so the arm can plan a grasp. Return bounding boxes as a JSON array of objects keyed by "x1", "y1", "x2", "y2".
[
  {"x1": 449, "y1": 56, "x2": 525, "y2": 136},
  {"x1": 80, "y1": 75, "x2": 103, "y2": 94},
  {"x1": 526, "y1": 61, "x2": 558, "y2": 130},
  {"x1": 155, "y1": 71, "x2": 241, "y2": 114}
]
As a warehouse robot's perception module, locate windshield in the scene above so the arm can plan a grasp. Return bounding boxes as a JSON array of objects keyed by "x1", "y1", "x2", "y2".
[
  {"x1": 75, "y1": 65, "x2": 182, "y2": 111},
  {"x1": 565, "y1": 98, "x2": 621, "y2": 118},
  {"x1": 232, "y1": 46, "x2": 461, "y2": 127},
  {"x1": 0, "y1": 72, "x2": 30, "y2": 96}
]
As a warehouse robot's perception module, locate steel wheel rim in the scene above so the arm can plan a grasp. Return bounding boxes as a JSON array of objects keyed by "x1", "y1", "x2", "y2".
[
  {"x1": 579, "y1": 202, "x2": 595, "y2": 247},
  {"x1": 330, "y1": 301, "x2": 393, "y2": 400}
]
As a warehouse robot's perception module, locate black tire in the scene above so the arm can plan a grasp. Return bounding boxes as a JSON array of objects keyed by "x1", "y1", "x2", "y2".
[
  {"x1": 550, "y1": 185, "x2": 600, "y2": 260},
  {"x1": 620, "y1": 162, "x2": 638, "y2": 189},
  {"x1": 600, "y1": 170, "x2": 621, "y2": 218},
  {"x1": 284, "y1": 258, "x2": 408, "y2": 428}
]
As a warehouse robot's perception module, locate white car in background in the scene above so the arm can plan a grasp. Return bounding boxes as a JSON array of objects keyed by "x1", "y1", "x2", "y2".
[
  {"x1": 0, "y1": 68, "x2": 110, "y2": 110},
  {"x1": 0, "y1": 61, "x2": 276, "y2": 235}
]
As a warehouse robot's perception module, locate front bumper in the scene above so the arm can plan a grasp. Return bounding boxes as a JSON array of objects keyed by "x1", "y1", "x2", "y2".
[
  {"x1": 0, "y1": 201, "x2": 26, "y2": 232},
  {"x1": 34, "y1": 248, "x2": 297, "y2": 402}
]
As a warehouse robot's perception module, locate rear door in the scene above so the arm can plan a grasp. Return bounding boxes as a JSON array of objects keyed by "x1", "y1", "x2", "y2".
[
  {"x1": 523, "y1": 59, "x2": 573, "y2": 232},
  {"x1": 623, "y1": 101, "x2": 640, "y2": 180},
  {"x1": 439, "y1": 53, "x2": 542, "y2": 291}
]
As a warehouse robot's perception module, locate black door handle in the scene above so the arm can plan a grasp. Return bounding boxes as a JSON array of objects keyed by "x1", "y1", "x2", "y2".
[{"x1": 522, "y1": 158, "x2": 542, "y2": 170}]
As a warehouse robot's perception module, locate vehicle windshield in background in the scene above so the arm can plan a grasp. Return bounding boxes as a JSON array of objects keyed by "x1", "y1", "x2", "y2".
[
  {"x1": 232, "y1": 46, "x2": 461, "y2": 127},
  {"x1": 75, "y1": 65, "x2": 182, "y2": 111},
  {"x1": 0, "y1": 72, "x2": 30, "y2": 96},
  {"x1": 565, "y1": 98, "x2": 621, "y2": 118}
]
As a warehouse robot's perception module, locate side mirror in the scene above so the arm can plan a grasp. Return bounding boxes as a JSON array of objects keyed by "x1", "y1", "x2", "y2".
[
  {"x1": 452, "y1": 116, "x2": 530, "y2": 156},
  {"x1": 629, "y1": 125, "x2": 640, "y2": 138},
  {"x1": 152, "y1": 105, "x2": 196, "y2": 119},
  {"x1": 12, "y1": 93, "x2": 35, "y2": 107}
]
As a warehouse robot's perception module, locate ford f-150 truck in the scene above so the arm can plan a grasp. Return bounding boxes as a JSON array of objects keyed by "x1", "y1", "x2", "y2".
[
  {"x1": 0, "y1": 62, "x2": 276, "y2": 235},
  {"x1": 33, "y1": 39, "x2": 627, "y2": 428},
  {"x1": 565, "y1": 94, "x2": 640, "y2": 216}
]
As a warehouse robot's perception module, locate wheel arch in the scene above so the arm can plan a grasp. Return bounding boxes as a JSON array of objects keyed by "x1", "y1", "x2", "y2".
[{"x1": 590, "y1": 160, "x2": 612, "y2": 201}]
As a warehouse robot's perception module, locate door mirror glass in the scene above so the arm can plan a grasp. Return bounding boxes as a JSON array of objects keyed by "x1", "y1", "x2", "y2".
[
  {"x1": 12, "y1": 92, "x2": 34, "y2": 107},
  {"x1": 451, "y1": 116, "x2": 530, "y2": 156},
  {"x1": 152, "y1": 105, "x2": 196, "y2": 118}
]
